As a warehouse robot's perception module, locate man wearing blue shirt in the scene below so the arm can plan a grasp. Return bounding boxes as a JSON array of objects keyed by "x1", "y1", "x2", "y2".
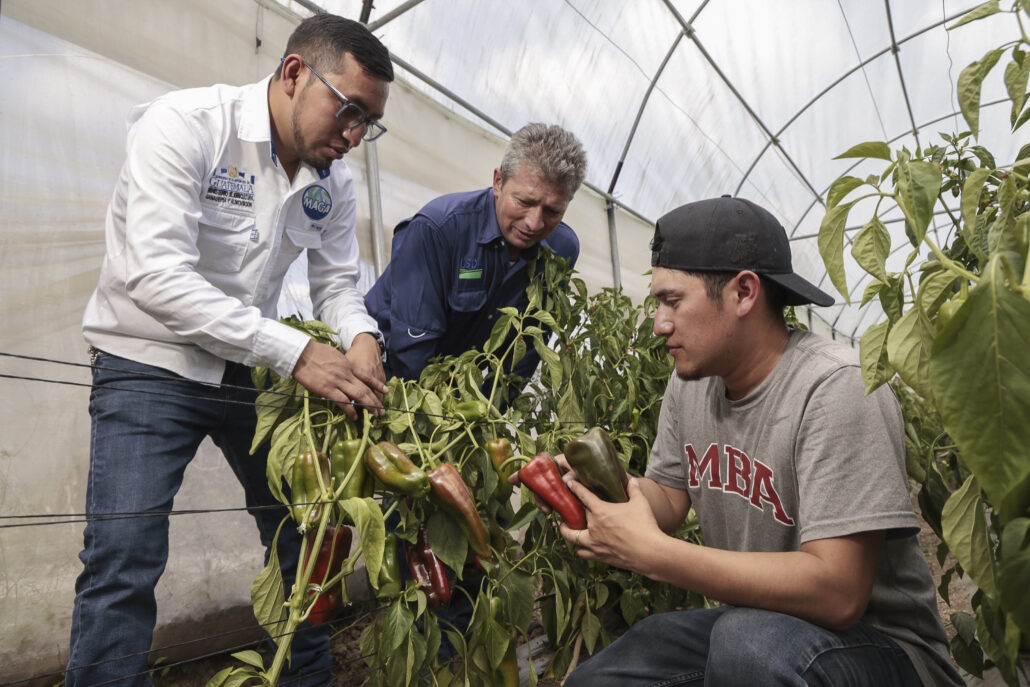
[{"x1": 365, "y1": 123, "x2": 587, "y2": 383}]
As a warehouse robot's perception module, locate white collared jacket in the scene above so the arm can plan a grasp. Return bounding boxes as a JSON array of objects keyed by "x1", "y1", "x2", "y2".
[{"x1": 83, "y1": 75, "x2": 378, "y2": 383}]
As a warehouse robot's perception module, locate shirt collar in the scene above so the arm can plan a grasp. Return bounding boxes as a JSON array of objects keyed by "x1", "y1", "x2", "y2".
[
  {"x1": 244, "y1": 74, "x2": 331, "y2": 180},
  {"x1": 477, "y1": 188, "x2": 503, "y2": 246}
]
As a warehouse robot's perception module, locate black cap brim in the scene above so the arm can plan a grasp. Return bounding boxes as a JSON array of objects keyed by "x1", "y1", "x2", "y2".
[{"x1": 766, "y1": 272, "x2": 835, "y2": 307}]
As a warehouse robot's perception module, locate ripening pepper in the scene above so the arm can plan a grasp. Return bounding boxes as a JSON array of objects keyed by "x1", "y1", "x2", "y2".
[
  {"x1": 487, "y1": 438, "x2": 516, "y2": 501},
  {"x1": 426, "y1": 462, "x2": 491, "y2": 558},
  {"x1": 332, "y1": 438, "x2": 372, "y2": 499},
  {"x1": 291, "y1": 451, "x2": 331, "y2": 527},
  {"x1": 363, "y1": 441, "x2": 430, "y2": 497},
  {"x1": 519, "y1": 453, "x2": 587, "y2": 530},
  {"x1": 564, "y1": 427, "x2": 629, "y2": 503},
  {"x1": 936, "y1": 294, "x2": 966, "y2": 331},
  {"x1": 375, "y1": 533, "x2": 402, "y2": 599},
  {"x1": 404, "y1": 524, "x2": 451, "y2": 609},
  {"x1": 305, "y1": 525, "x2": 353, "y2": 626}
]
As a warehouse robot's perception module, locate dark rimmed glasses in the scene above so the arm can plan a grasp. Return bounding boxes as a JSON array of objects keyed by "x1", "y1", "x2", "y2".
[{"x1": 291, "y1": 58, "x2": 387, "y2": 142}]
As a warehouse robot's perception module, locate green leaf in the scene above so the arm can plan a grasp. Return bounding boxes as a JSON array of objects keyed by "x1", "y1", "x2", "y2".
[
  {"x1": 950, "y1": 612, "x2": 985, "y2": 677},
  {"x1": 859, "y1": 320, "x2": 893, "y2": 393},
  {"x1": 851, "y1": 217, "x2": 891, "y2": 281},
  {"x1": 497, "y1": 564, "x2": 536, "y2": 634},
  {"x1": 482, "y1": 616, "x2": 510, "y2": 670},
  {"x1": 265, "y1": 412, "x2": 304, "y2": 504},
  {"x1": 916, "y1": 268, "x2": 958, "y2": 316},
  {"x1": 620, "y1": 590, "x2": 646, "y2": 626},
  {"x1": 556, "y1": 384, "x2": 583, "y2": 425},
  {"x1": 204, "y1": 667, "x2": 232, "y2": 687},
  {"x1": 581, "y1": 606, "x2": 601, "y2": 655},
  {"x1": 826, "y1": 176, "x2": 865, "y2": 208},
  {"x1": 974, "y1": 595, "x2": 1021, "y2": 684},
  {"x1": 1005, "y1": 50, "x2": 1030, "y2": 125},
  {"x1": 426, "y1": 510, "x2": 468, "y2": 575},
  {"x1": 941, "y1": 475, "x2": 998, "y2": 600},
  {"x1": 339, "y1": 496, "x2": 386, "y2": 583},
  {"x1": 931, "y1": 257, "x2": 1030, "y2": 523},
  {"x1": 817, "y1": 202, "x2": 855, "y2": 302},
  {"x1": 224, "y1": 671, "x2": 257, "y2": 687},
  {"x1": 946, "y1": 0, "x2": 1000, "y2": 29},
  {"x1": 989, "y1": 175, "x2": 1025, "y2": 256},
  {"x1": 886, "y1": 307, "x2": 935, "y2": 400},
  {"x1": 383, "y1": 599, "x2": 414, "y2": 655},
  {"x1": 896, "y1": 161, "x2": 942, "y2": 245},
  {"x1": 229, "y1": 650, "x2": 264, "y2": 670},
  {"x1": 484, "y1": 313, "x2": 513, "y2": 354},
  {"x1": 998, "y1": 518, "x2": 1030, "y2": 635},
  {"x1": 250, "y1": 521, "x2": 288, "y2": 646},
  {"x1": 834, "y1": 141, "x2": 892, "y2": 161},
  {"x1": 532, "y1": 336, "x2": 563, "y2": 391},
  {"x1": 957, "y1": 49, "x2": 1004, "y2": 137}
]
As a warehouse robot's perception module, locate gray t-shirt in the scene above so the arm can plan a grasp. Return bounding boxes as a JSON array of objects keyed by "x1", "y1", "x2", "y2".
[{"x1": 646, "y1": 329, "x2": 963, "y2": 687}]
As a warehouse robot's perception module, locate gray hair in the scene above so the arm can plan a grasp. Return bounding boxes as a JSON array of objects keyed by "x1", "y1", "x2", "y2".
[{"x1": 499, "y1": 123, "x2": 587, "y2": 198}]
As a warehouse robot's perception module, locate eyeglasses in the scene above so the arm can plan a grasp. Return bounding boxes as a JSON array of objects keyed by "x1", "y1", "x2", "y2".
[{"x1": 290, "y1": 58, "x2": 387, "y2": 142}]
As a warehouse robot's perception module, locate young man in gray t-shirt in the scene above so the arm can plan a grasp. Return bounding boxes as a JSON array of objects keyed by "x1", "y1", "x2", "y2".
[{"x1": 557, "y1": 197, "x2": 964, "y2": 686}]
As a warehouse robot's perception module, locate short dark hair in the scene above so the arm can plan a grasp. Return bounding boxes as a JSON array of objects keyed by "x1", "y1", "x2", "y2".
[
  {"x1": 687, "y1": 270, "x2": 787, "y2": 322},
  {"x1": 275, "y1": 14, "x2": 393, "y2": 82}
]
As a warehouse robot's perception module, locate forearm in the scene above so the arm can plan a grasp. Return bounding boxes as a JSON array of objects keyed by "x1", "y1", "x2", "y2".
[
  {"x1": 638, "y1": 533, "x2": 880, "y2": 630},
  {"x1": 636, "y1": 478, "x2": 689, "y2": 534}
]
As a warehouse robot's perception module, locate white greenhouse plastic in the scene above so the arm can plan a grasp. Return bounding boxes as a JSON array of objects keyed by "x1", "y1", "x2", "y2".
[{"x1": 0, "y1": 0, "x2": 1020, "y2": 681}]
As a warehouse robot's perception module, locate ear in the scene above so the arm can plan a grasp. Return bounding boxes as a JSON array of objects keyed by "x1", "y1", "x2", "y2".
[
  {"x1": 732, "y1": 270, "x2": 762, "y2": 316},
  {"x1": 492, "y1": 167, "x2": 503, "y2": 196},
  {"x1": 279, "y1": 54, "x2": 306, "y2": 98}
]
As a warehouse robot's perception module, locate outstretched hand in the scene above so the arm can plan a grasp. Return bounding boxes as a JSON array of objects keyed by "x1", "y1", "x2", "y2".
[
  {"x1": 559, "y1": 477, "x2": 664, "y2": 574},
  {"x1": 292, "y1": 339, "x2": 388, "y2": 421}
]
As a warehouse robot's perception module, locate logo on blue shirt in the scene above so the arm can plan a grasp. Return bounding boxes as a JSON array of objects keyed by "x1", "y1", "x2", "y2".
[
  {"x1": 458, "y1": 257, "x2": 483, "y2": 280},
  {"x1": 302, "y1": 185, "x2": 332, "y2": 220}
]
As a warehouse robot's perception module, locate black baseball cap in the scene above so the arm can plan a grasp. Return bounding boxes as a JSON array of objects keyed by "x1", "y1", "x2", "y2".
[{"x1": 650, "y1": 195, "x2": 834, "y2": 307}]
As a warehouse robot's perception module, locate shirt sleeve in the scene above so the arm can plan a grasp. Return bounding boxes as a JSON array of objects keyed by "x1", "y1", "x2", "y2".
[
  {"x1": 645, "y1": 374, "x2": 690, "y2": 490},
  {"x1": 379, "y1": 216, "x2": 452, "y2": 379},
  {"x1": 121, "y1": 102, "x2": 310, "y2": 378},
  {"x1": 307, "y1": 179, "x2": 380, "y2": 350}
]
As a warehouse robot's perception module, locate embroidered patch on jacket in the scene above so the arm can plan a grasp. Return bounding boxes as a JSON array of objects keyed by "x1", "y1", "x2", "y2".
[
  {"x1": 458, "y1": 258, "x2": 483, "y2": 280},
  {"x1": 204, "y1": 167, "x2": 255, "y2": 209},
  {"x1": 302, "y1": 185, "x2": 332, "y2": 220}
]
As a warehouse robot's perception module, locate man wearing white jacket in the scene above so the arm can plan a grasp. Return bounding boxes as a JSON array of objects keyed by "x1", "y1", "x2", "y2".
[{"x1": 70, "y1": 14, "x2": 392, "y2": 687}]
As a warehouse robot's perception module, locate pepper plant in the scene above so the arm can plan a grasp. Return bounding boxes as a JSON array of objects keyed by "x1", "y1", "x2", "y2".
[
  {"x1": 817, "y1": 3, "x2": 1030, "y2": 683},
  {"x1": 203, "y1": 242, "x2": 713, "y2": 687}
]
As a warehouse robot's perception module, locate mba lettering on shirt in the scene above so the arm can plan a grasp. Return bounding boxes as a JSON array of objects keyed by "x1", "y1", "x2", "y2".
[{"x1": 685, "y1": 443, "x2": 795, "y2": 526}]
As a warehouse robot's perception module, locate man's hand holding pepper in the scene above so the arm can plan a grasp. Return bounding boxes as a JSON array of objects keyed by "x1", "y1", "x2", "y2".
[
  {"x1": 558, "y1": 477, "x2": 666, "y2": 575},
  {"x1": 293, "y1": 336, "x2": 388, "y2": 421},
  {"x1": 507, "y1": 452, "x2": 578, "y2": 516}
]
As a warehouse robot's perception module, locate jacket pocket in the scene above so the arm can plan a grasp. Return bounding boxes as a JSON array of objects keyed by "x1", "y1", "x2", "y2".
[{"x1": 196, "y1": 206, "x2": 253, "y2": 272}]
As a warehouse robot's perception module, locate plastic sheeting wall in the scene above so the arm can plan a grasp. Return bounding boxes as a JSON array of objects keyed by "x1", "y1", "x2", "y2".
[{"x1": 0, "y1": 0, "x2": 653, "y2": 680}]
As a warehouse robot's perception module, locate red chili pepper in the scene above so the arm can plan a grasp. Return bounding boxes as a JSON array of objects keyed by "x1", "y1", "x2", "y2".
[
  {"x1": 518, "y1": 452, "x2": 587, "y2": 530},
  {"x1": 426, "y1": 462, "x2": 491, "y2": 558},
  {"x1": 305, "y1": 525, "x2": 352, "y2": 626},
  {"x1": 403, "y1": 524, "x2": 451, "y2": 610}
]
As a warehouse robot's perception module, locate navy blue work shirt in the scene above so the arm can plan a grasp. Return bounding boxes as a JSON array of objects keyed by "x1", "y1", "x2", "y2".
[{"x1": 364, "y1": 187, "x2": 579, "y2": 381}]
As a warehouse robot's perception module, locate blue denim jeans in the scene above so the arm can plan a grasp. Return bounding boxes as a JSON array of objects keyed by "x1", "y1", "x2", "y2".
[
  {"x1": 564, "y1": 606, "x2": 922, "y2": 687},
  {"x1": 66, "y1": 352, "x2": 330, "y2": 687}
]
